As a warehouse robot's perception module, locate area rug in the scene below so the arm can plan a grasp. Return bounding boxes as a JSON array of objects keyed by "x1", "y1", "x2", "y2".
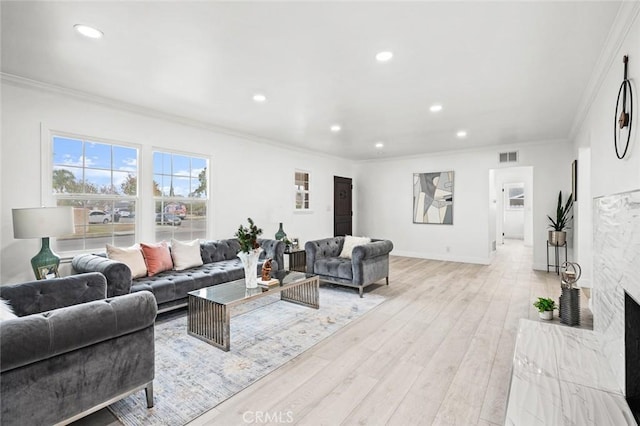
[{"x1": 109, "y1": 284, "x2": 385, "y2": 425}]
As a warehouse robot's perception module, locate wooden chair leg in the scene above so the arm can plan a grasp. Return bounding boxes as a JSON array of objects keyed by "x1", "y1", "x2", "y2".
[{"x1": 386, "y1": 277, "x2": 389, "y2": 286}]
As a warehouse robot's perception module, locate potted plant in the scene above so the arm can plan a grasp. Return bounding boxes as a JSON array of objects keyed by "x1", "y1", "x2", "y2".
[
  {"x1": 533, "y1": 297, "x2": 556, "y2": 320},
  {"x1": 235, "y1": 218, "x2": 263, "y2": 288},
  {"x1": 547, "y1": 190, "x2": 573, "y2": 246}
]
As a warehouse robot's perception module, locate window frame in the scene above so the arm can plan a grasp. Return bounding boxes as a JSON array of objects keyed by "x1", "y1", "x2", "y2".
[
  {"x1": 43, "y1": 128, "x2": 141, "y2": 255},
  {"x1": 152, "y1": 149, "x2": 210, "y2": 241},
  {"x1": 294, "y1": 169, "x2": 311, "y2": 212}
]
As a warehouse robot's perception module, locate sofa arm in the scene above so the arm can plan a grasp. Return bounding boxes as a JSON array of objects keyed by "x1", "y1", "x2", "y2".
[
  {"x1": 72, "y1": 254, "x2": 133, "y2": 297},
  {"x1": 258, "y1": 239, "x2": 285, "y2": 271},
  {"x1": 305, "y1": 237, "x2": 344, "y2": 273},
  {"x1": 0, "y1": 291, "x2": 157, "y2": 373},
  {"x1": 0, "y1": 273, "x2": 107, "y2": 317},
  {"x1": 351, "y1": 240, "x2": 394, "y2": 263}
]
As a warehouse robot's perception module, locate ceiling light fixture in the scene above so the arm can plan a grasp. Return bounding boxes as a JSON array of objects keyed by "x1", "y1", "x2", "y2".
[
  {"x1": 375, "y1": 51, "x2": 393, "y2": 62},
  {"x1": 375, "y1": 142, "x2": 384, "y2": 149},
  {"x1": 456, "y1": 130, "x2": 468, "y2": 138},
  {"x1": 252, "y1": 93, "x2": 267, "y2": 103},
  {"x1": 74, "y1": 24, "x2": 104, "y2": 39},
  {"x1": 430, "y1": 104, "x2": 443, "y2": 113},
  {"x1": 330, "y1": 125, "x2": 341, "y2": 132}
]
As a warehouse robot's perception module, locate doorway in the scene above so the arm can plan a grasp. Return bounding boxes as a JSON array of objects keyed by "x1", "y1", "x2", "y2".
[
  {"x1": 489, "y1": 166, "x2": 534, "y2": 249},
  {"x1": 334, "y1": 176, "x2": 352, "y2": 236}
]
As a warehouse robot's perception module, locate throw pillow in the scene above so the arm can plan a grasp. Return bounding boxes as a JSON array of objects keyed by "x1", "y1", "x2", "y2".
[
  {"x1": 0, "y1": 298, "x2": 17, "y2": 321},
  {"x1": 140, "y1": 241, "x2": 174, "y2": 276},
  {"x1": 106, "y1": 244, "x2": 148, "y2": 279},
  {"x1": 339, "y1": 235, "x2": 372, "y2": 259},
  {"x1": 171, "y1": 238, "x2": 203, "y2": 271}
]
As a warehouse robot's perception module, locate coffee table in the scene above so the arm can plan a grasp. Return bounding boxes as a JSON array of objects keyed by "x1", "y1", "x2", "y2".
[{"x1": 187, "y1": 270, "x2": 319, "y2": 351}]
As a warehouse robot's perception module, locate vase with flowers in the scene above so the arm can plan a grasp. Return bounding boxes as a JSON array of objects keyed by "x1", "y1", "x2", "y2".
[{"x1": 235, "y1": 218, "x2": 263, "y2": 289}]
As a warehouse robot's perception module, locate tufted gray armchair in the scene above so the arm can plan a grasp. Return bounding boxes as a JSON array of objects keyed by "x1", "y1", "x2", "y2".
[
  {"x1": 0, "y1": 272, "x2": 157, "y2": 426},
  {"x1": 305, "y1": 237, "x2": 394, "y2": 297}
]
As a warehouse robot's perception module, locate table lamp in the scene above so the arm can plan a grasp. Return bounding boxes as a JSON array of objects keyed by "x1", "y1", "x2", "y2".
[{"x1": 12, "y1": 207, "x2": 75, "y2": 279}]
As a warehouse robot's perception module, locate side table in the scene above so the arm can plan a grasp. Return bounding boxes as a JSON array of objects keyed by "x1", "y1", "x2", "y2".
[
  {"x1": 285, "y1": 249, "x2": 306, "y2": 272},
  {"x1": 546, "y1": 240, "x2": 567, "y2": 275}
]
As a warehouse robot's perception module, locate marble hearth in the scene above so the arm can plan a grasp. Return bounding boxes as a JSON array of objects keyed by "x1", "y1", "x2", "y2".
[{"x1": 594, "y1": 189, "x2": 640, "y2": 420}]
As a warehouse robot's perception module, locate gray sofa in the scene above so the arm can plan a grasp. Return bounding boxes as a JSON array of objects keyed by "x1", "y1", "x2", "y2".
[
  {"x1": 0, "y1": 272, "x2": 157, "y2": 426},
  {"x1": 305, "y1": 237, "x2": 394, "y2": 297},
  {"x1": 72, "y1": 238, "x2": 284, "y2": 312}
]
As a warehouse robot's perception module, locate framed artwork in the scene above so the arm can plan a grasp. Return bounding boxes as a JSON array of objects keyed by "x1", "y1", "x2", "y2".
[
  {"x1": 572, "y1": 159, "x2": 578, "y2": 202},
  {"x1": 413, "y1": 171, "x2": 454, "y2": 224},
  {"x1": 38, "y1": 264, "x2": 60, "y2": 280}
]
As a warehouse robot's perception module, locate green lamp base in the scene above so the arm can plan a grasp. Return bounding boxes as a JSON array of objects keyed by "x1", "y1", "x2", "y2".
[{"x1": 30, "y1": 237, "x2": 61, "y2": 280}]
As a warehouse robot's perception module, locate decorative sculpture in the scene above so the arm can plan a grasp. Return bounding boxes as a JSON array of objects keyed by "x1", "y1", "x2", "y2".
[{"x1": 261, "y1": 258, "x2": 272, "y2": 281}]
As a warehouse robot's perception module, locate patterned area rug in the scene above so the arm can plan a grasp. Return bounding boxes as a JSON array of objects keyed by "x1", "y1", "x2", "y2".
[{"x1": 109, "y1": 284, "x2": 385, "y2": 425}]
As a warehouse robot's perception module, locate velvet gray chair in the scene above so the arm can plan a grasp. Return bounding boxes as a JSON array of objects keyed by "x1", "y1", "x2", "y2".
[
  {"x1": 305, "y1": 237, "x2": 393, "y2": 297},
  {"x1": 0, "y1": 272, "x2": 157, "y2": 426}
]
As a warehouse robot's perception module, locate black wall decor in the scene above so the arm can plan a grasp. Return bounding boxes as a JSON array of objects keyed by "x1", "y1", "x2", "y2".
[{"x1": 614, "y1": 55, "x2": 633, "y2": 160}]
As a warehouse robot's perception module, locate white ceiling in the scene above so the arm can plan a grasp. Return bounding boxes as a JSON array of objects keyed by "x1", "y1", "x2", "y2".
[{"x1": 1, "y1": 1, "x2": 622, "y2": 160}]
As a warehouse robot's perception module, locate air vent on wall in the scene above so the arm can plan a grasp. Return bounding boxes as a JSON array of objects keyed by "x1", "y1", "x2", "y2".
[{"x1": 499, "y1": 151, "x2": 518, "y2": 163}]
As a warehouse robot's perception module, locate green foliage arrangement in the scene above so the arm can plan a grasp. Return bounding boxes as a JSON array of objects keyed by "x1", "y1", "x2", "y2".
[
  {"x1": 533, "y1": 297, "x2": 556, "y2": 313},
  {"x1": 547, "y1": 190, "x2": 573, "y2": 231},
  {"x1": 235, "y1": 218, "x2": 263, "y2": 253}
]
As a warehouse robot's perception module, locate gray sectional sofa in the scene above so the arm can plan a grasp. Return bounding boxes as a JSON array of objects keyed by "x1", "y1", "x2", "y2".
[
  {"x1": 305, "y1": 236, "x2": 394, "y2": 297},
  {"x1": 0, "y1": 272, "x2": 157, "y2": 426},
  {"x1": 72, "y1": 238, "x2": 284, "y2": 312}
]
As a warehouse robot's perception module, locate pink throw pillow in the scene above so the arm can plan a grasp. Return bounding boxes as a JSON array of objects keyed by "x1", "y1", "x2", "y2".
[{"x1": 140, "y1": 241, "x2": 174, "y2": 276}]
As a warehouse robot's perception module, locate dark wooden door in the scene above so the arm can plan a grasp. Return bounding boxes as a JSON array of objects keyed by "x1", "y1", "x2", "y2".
[{"x1": 334, "y1": 176, "x2": 352, "y2": 236}]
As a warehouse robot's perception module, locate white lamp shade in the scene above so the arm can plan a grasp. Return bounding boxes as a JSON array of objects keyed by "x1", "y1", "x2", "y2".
[{"x1": 12, "y1": 207, "x2": 75, "y2": 239}]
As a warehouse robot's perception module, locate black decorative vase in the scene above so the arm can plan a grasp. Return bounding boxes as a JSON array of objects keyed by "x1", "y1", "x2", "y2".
[{"x1": 560, "y1": 287, "x2": 580, "y2": 326}]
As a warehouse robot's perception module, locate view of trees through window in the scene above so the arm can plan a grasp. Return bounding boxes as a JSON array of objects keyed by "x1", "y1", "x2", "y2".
[
  {"x1": 52, "y1": 136, "x2": 138, "y2": 251},
  {"x1": 153, "y1": 151, "x2": 208, "y2": 241}
]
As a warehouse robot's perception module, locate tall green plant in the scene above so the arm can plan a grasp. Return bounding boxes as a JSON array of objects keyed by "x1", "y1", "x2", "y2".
[
  {"x1": 547, "y1": 191, "x2": 573, "y2": 231},
  {"x1": 235, "y1": 217, "x2": 263, "y2": 253}
]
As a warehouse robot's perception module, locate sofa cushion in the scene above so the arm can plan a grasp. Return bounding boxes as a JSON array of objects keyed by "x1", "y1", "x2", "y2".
[
  {"x1": 140, "y1": 241, "x2": 174, "y2": 276},
  {"x1": 106, "y1": 244, "x2": 147, "y2": 279},
  {"x1": 171, "y1": 238, "x2": 204, "y2": 271},
  {"x1": 314, "y1": 257, "x2": 353, "y2": 280},
  {"x1": 0, "y1": 299, "x2": 17, "y2": 321},
  {"x1": 339, "y1": 235, "x2": 371, "y2": 259},
  {"x1": 200, "y1": 239, "x2": 241, "y2": 263}
]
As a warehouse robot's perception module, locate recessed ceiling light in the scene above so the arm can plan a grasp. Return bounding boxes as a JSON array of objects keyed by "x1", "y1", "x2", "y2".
[
  {"x1": 375, "y1": 51, "x2": 393, "y2": 62},
  {"x1": 330, "y1": 124, "x2": 341, "y2": 132},
  {"x1": 430, "y1": 104, "x2": 443, "y2": 113},
  {"x1": 252, "y1": 93, "x2": 267, "y2": 103},
  {"x1": 456, "y1": 130, "x2": 468, "y2": 138},
  {"x1": 375, "y1": 142, "x2": 384, "y2": 149},
  {"x1": 74, "y1": 24, "x2": 103, "y2": 39}
]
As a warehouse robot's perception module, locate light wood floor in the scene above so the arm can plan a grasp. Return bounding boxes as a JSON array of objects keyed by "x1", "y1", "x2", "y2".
[
  {"x1": 187, "y1": 240, "x2": 592, "y2": 426},
  {"x1": 77, "y1": 239, "x2": 592, "y2": 426}
]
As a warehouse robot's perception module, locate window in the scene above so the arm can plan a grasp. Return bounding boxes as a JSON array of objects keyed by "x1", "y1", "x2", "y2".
[
  {"x1": 153, "y1": 151, "x2": 208, "y2": 241},
  {"x1": 52, "y1": 135, "x2": 138, "y2": 251},
  {"x1": 507, "y1": 185, "x2": 525, "y2": 209},
  {"x1": 295, "y1": 170, "x2": 310, "y2": 210}
]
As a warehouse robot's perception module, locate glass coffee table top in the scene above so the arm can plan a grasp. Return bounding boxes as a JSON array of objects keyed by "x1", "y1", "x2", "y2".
[{"x1": 188, "y1": 270, "x2": 316, "y2": 305}]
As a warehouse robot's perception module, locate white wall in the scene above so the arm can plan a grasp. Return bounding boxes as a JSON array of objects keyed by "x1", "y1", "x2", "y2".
[
  {"x1": 354, "y1": 143, "x2": 570, "y2": 268},
  {"x1": 571, "y1": 3, "x2": 640, "y2": 294},
  {"x1": 1, "y1": 82, "x2": 353, "y2": 284}
]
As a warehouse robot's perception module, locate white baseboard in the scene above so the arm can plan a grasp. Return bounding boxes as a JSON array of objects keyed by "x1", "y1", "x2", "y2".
[{"x1": 391, "y1": 250, "x2": 491, "y2": 265}]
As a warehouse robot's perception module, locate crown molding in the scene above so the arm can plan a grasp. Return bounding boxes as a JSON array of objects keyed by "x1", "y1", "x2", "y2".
[
  {"x1": 0, "y1": 72, "x2": 347, "y2": 162},
  {"x1": 569, "y1": 1, "x2": 640, "y2": 140}
]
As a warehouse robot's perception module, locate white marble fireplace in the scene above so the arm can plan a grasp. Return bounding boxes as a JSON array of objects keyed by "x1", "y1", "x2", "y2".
[{"x1": 594, "y1": 189, "x2": 640, "y2": 418}]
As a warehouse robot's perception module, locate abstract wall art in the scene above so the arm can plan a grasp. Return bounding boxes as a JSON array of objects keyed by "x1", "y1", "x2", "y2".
[{"x1": 413, "y1": 171, "x2": 454, "y2": 224}]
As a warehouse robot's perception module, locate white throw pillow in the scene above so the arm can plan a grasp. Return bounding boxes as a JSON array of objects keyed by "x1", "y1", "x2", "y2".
[
  {"x1": 339, "y1": 235, "x2": 372, "y2": 259},
  {"x1": 106, "y1": 244, "x2": 148, "y2": 279},
  {"x1": 171, "y1": 239, "x2": 203, "y2": 271},
  {"x1": 0, "y1": 298, "x2": 17, "y2": 321}
]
